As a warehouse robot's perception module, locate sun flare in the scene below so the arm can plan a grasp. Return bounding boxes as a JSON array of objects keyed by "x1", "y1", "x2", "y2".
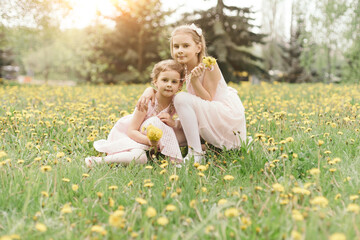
[{"x1": 61, "y1": 0, "x2": 123, "y2": 28}]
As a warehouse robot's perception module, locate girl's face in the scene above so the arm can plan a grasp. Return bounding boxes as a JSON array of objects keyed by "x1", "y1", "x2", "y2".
[
  {"x1": 154, "y1": 70, "x2": 182, "y2": 98},
  {"x1": 172, "y1": 33, "x2": 201, "y2": 66}
]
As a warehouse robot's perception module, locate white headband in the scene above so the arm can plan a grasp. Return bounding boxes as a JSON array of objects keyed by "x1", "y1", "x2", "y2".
[{"x1": 189, "y1": 23, "x2": 202, "y2": 36}]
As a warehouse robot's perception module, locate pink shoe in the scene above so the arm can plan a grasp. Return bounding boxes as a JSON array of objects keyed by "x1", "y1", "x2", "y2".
[{"x1": 85, "y1": 156, "x2": 103, "y2": 167}]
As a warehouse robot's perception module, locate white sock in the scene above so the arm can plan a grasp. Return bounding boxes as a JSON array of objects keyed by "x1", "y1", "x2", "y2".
[
  {"x1": 174, "y1": 92, "x2": 202, "y2": 153},
  {"x1": 104, "y1": 149, "x2": 147, "y2": 165}
]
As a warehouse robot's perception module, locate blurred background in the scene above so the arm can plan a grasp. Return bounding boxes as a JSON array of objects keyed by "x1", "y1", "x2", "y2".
[{"x1": 0, "y1": 0, "x2": 359, "y2": 85}]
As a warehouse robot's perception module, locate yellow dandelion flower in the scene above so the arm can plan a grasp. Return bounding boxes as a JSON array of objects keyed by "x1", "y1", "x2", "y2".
[
  {"x1": 242, "y1": 194, "x2": 248, "y2": 202},
  {"x1": 160, "y1": 162, "x2": 168, "y2": 168},
  {"x1": 146, "y1": 124, "x2": 163, "y2": 141},
  {"x1": 35, "y1": 223, "x2": 47, "y2": 232},
  {"x1": 61, "y1": 203, "x2": 72, "y2": 214},
  {"x1": 198, "y1": 172, "x2": 205, "y2": 177},
  {"x1": 97, "y1": 192, "x2": 104, "y2": 199},
  {"x1": 272, "y1": 183, "x2": 284, "y2": 192},
  {"x1": 135, "y1": 198, "x2": 147, "y2": 205},
  {"x1": 165, "y1": 204, "x2": 177, "y2": 212},
  {"x1": 41, "y1": 191, "x2": 49, "y2": 197},
  {"x1": 0, "y1": 151, "x2": 7, "y2": 158},
  {"x1": 189, "y1": 200, "x2": 197, "y2": 208},
  {"x1": 159, "y1": 169, "x2": 167, "y2": 175},
  {"x1": 254, "y1": 186, "x2": 263, "y2": 191},
  {"x1": 40, "y1": 165, "x2": 52, "y2": 173},
  {"x1": 157, "y1": 216, "x2": 169, "y2": 226},
  {"x1": 82, "y1": 173, "x2": 90, "y2": 178},
  {"x1": 309, "y1": 168, "x2": 320, "y2": 175},
  {"x1": 223, "y1": 175, "x2": 234, "y2": 181},
  {"x1": 62, "y1": 178, "x2": 70, "y2": 182},
  {"x1": 193, "y1": 162, "x2": 200, "y2": 168},
  {"x1": 350, "y1": 195, "x2": 359, "y2": 201},
  {"x1": 334, "y1": 193, "x2": 341, "y2": 200},
  {"x1": 56, "y1": 152, "x2": 65, "y2": 158},
  {"x1": 202, "y1": 56, "x2": 217, "y2": 69},
  {"x1": 346, "y1": 203, "x2": 360, "y2": 214},
  {"x1": 224, "y1": 208, "x2": 239, "y2": 218},
  {"x1": 169, "y1": 175, "x2": 179, "y2": 181},
  {"x1": 292, "y1": 210, "x2": 304, "y2": 221},
  {"x1": 108, "y1": 185, "x2": 118, "y2": 190},
  {"x1": 292, "y1": 187, "x2": 311, "y2": 195},
  {"x1": 108, "y1": 197, "x2": 115, "y2": 207},
  {"x1": 91, "y1": 225, "x2": 107, "y2": 235},
  {"x1": 145, "y1": 165, "x2": 153, "y2": 169},
  {"x1": 310, "y1": 196, "x2": 328, "y2": 207},
  {"x1": 329, "y1": 233, "x2": 346, "y2": 240},
  {"x1": 205, "y1": 225, "x2": 215, "y2": 234},
  {"x1": 317, "y1": 140, "x2": 324, "y2": 146},
  {"x1": 291, "y1": 231, "x2": 302, "y2": 240},
  {"x1": 144, "y1": 182, "x2": 154, "y2": 188},
  {"x1": 218, "y1": 199, "x2": 228, "y2": 206},
  {"x1": 72, "y1": 184, "x2": 79, "y2": 191},
  {"x1": 109, "y1": 214, "x2": 124, "y2": 228},
  {"x1": 197, "y1": 165, "x2": 207, "y2": 171},
  {"x1": 146, "y1": 207, "x2": 157, "y2": 218},
  {"x1": 130, "y1": 233, "x2": 139, "y2": 238},
  {"x1": 127, "y1": 181, "x2": 133, "y2": 187}
]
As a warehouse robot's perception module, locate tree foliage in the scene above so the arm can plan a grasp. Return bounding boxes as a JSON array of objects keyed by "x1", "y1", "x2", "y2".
[
  {"x1": 182, "y1": 0, "x2": 267, "y2": 82},
  {"x1": 261, "y1": 0, "x2": 287, "y2": 72},
  {"x1": 342, "y1": 0, "x2": 360, "y2": 82},
  {"x1": 89, "y1": 0, "x2": 170, "y2": 84}
]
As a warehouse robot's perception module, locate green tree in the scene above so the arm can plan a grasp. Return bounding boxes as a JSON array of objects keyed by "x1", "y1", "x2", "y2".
[
  {"x1": 182, "y1": 0, "x2": 267, "y2": 82},
  {"x1": 261, "y1": 0, "x2": 287, "y2": 72},
  {"x1": 0, "y1": 0, "x2": 71, "y2": 79},
  {"x1": 342, "y1": 0, "x2": 360, "y2": 83},
  {"x1": 90, "y1": 0, "x2": 170, "y2": 84},
  {"x1": 281, "y1": 9, "x2": 311, "y2": 83}
]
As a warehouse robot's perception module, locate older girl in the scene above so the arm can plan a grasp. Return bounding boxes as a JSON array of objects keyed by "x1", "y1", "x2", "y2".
[{"x1": 138, "y1": 24, "x2": 247, "y2": 163}]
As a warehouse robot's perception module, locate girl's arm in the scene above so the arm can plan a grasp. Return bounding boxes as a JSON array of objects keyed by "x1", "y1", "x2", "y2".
[
  {"x1": 136, "y1": 87, "x2": 156, "y2": 112},
  {"x1": 127, "y1": 109, "x2": 152, "y2": 146},
  {"x1": 190, "y1": 63, "x2": 221, "y2": 101}
]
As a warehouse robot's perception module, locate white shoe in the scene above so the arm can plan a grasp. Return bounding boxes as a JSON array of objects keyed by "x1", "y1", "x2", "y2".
[
  {"x1": 184, "y1": 150, "x2": 205, "y2": 163},
  {"x1": 85, "y1": 156, "x2": 103, "y2": 167}
]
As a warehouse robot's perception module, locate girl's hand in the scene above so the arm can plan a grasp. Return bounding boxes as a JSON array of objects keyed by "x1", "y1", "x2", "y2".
[
  {"x1": 158, "y1": 112, "x2": 175, "y2": 128},
  {"x1": 148, "y1": 139, "x2": 159, "y2": 148},
  {"x1": 136, "y1": 87, "x2": 156, "y2": 112},
  {"x1": 190, "y1": 64, "x2": 205, "y2": 83}
]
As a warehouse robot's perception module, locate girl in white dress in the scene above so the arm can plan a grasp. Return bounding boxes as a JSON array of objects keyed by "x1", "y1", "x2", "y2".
[
  {"x1": 85, "y1": 60, "x2": 185, "y2": 167},
  {"x1": 137, "y1": 24, "x2": 247, "y2": 163}
]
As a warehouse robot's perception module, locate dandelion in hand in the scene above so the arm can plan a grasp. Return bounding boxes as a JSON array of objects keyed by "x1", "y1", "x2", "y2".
[
  {"x1": 202, "y1": 56, "x2": 217, "y2": 71},
  {"x1": 145, "y1": 124, "x2": 163, "y2": 144}
]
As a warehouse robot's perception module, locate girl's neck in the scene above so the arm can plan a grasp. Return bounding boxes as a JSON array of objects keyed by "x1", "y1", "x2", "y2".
[
  {"x1": 186, "y1": 58, "x2": 200, "y2": 72},
  {"x1": 155, "y1": 92, "x2": 172, "y2": 109}
]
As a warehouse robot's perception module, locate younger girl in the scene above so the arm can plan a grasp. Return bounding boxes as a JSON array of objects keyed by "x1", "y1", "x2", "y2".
[
  {"x1": 138, "y1": 24, "x2": 247, "y2": 163},
  {"x1": 85, "y1": 59, "x2": 185, "y2": 167}
]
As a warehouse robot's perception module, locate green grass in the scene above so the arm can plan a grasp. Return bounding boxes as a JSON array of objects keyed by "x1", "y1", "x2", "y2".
[{"x1": 0, "y1": 82, "x2": 359, "y2": 240}]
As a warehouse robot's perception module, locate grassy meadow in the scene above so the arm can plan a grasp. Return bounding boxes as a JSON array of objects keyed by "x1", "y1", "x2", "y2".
[{"x1": 0, "y1": 82, "x2": 360, "y2": 240}]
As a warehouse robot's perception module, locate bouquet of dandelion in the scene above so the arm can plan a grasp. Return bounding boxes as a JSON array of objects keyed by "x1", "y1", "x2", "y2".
[
  {"x1": 145, "y1": 124, "x2": 163, "y2": 148},
  {"x1": 202, "y1": 56, "x2": 217, "y2": 71}
]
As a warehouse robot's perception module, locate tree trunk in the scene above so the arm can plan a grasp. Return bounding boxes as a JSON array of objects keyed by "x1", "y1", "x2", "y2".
[{"x1": 137, "y1": 28, "x2": 144, "y2": 72}]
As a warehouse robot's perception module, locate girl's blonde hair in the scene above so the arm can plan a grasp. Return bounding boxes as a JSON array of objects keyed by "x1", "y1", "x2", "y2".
[
  {"x1": 151, "y1": 59, "x2": 185, "y2": 85},
  {"x1": 170, "y1": 24, "x2": 207, "y2": 63}
]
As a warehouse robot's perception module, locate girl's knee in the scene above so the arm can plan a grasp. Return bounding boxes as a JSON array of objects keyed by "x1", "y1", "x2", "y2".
[{"x1": 174, "y1": 92, "x2": 192, "y2": 107}]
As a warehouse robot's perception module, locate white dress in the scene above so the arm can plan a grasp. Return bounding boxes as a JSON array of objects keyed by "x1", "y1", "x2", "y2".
[{"x1": 94, "y1": 100, "x2": 183, "y2": 161}]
